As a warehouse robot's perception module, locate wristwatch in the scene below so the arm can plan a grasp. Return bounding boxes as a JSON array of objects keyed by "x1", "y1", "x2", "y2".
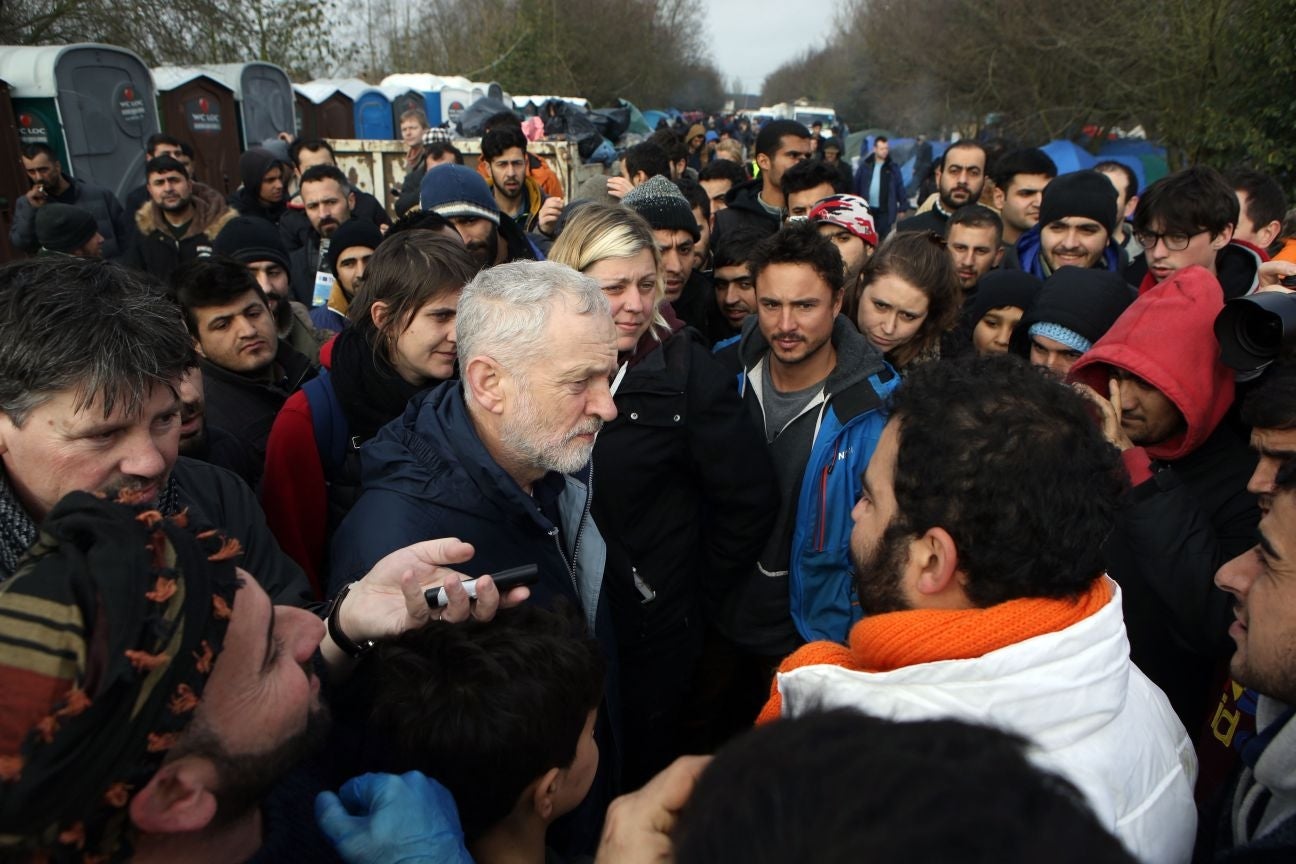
[{"x1": 326, "y1": 582, "x2": 375, "y2": 658}]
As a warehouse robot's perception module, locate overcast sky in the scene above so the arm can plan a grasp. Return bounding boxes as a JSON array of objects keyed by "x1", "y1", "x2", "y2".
[{"x1": 705, "y1": 0, "x2": 841, "y2": 95}]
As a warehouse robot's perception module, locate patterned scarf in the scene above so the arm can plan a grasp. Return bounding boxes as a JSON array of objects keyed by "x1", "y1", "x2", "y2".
[
  {"x1": 0, "y1": 471, "x2": 181, "y2": 579},
  {"x1": 0, "y1": 489, "x2": 240, "y2": 861}
]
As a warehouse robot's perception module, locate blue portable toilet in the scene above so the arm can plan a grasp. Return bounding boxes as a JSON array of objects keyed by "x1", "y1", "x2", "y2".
[
  {"x1": 0, "y1": 42, "x2": 160, "y2": 201},
  {"x1": 382, "y1": 85, "x2": 427, "y2": 130},
  {"x1": 383, "y1": 74, "x2": 466, "y2": 128},
  {"x1": 311, "y1": 78, "x2": 393, "y2": 140}
]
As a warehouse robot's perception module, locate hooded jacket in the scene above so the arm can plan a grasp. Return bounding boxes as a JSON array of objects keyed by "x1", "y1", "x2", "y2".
[
  {"x1": 122, "y1": 183, "x2": 238, "y2": 279},
  {"x1": 1069, "y1": 266, "x2": 1260, "y2": 730},
  {"x1": 474, "y1": 149, "x2": 564, "y2": 198},
  {"x1": 710, "y1": 178, "x2": 782, "y2": 255},
  {"x1": 1012, "y1": 222, "x2": 1125, "y2": 278},
  {"x1": 328, "y1": 381, "x2": 612, "y2": 643},
  {"x1": 11, "y1": 174, "x2": 132, "y2": 260},
  {"x1": 485, "y1": 173, "x2": 546, "y2": 233},
  {"x1": 769, "y1": 580, "x2": 1197, "y2": 864},
  {"x1": 716, "y1": 315, "x2": 898, "y2": 651},
  {"x1": 228, "y1": 148, "x2": 287, "y2": 224},
  {"x1": 1215, "y1": 695, "x2": 1296, "y2": 860}
]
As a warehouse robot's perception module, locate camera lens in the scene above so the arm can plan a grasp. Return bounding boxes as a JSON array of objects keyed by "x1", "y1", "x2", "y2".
[
  {"x1": 1215, "y1": 292, "x2": 1296, "y2": 372},
  {"x1": 1236, "y1": 309, "x2": 1282, "y2": 356}
]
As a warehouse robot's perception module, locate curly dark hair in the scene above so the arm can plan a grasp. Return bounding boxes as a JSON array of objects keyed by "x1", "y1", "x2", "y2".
[
  {"x1": 887, "y1": 354, "x2": 1127, "y2": 605},
  {"x1": 749, "y1": 221, "x2": 845, "y2": 295}
]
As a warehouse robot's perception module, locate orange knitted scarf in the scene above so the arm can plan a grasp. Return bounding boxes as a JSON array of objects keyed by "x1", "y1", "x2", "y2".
[{"x1": 756, "y1": 577, "x2": 1113, "y2": 724}]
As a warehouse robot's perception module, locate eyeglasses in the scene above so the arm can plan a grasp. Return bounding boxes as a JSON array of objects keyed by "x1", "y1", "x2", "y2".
[{"x1": 1133, "y1": 228, "x2": 1206, "y2": 252}]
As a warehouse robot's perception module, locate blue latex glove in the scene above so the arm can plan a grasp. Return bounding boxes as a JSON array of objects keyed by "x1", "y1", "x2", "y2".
[{"x1": 315, "y1": 771, "x2": 475, "y2": 864}]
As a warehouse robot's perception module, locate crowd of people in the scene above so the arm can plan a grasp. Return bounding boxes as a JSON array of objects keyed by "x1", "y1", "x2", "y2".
[{"x1": 3, "y1": 107, "x2": 1296, "y2": 863}]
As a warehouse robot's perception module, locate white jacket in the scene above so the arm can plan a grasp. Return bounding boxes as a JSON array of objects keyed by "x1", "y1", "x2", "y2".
[{"x1": 774, "y1": 580, "x2": 1197, "y2": 864}]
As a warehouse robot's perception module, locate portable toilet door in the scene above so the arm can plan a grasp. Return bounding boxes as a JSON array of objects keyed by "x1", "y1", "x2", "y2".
[
  {"x1": 0, "y1": 43, "x2": 159, "y2": 201},
  {"x1": 294, "y1": 88, "x2": 318, "y2": 139},
  {"x1": 312, "y1": 78, "x2": 391, "y2": 140},
  {"x1": 0, "y1": 79, "x2": 31, "y2": 262},
  {"x1": 152, "y1": 67, "x2": 241, "y2": 194},
  {"x1": 295, "y1": 82, "x2": 354, "y2": 139},
  {"x1": 199, "y1": 62, "x2": 295, "y2": 148},
  {"x1": 381, "y1": 74, "x2": 448, "y2": 127}
]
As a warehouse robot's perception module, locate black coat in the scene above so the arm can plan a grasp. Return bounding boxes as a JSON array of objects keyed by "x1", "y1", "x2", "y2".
[
  {"x1": 1105, "y1": 422, "x2": 1259, "y2": 731},
  {"x1": 200, "y1": 339, "x2": 316, "y2": 474},
  {"x1": 593, "y1": 328, "x2": 777, "y2": 650}
]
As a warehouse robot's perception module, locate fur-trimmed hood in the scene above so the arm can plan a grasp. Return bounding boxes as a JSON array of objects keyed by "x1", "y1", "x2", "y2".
[{"x1": 134, "y1": 182, "x2": 237, "y2": 240}]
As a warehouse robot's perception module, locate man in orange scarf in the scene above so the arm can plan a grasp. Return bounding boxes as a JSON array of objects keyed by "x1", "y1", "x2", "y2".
[{"x1": 760, "y1": 354, "x2": 1198, "y2": 864}]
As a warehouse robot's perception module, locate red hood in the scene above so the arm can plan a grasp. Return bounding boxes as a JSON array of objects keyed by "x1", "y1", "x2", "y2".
[{"x1": 1068, "y1": 265, "x2": 1232, "y2": 462}]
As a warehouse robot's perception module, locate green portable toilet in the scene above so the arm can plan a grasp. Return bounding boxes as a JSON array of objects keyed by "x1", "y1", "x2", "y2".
[{"x1": 0, "y1": 43, "x2": 160, "y2": 201}]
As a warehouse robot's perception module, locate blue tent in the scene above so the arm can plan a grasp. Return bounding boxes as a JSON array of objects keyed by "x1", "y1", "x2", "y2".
[
  {"x1": 899, "y1": 140, "x2": 950, "y2": 188},
  {"x1": 1041, "y1": 139, "x2": 1096, "y2": 175},
  {"x1": 641, "y1": 110, "x2": 670, "y2": 130}
]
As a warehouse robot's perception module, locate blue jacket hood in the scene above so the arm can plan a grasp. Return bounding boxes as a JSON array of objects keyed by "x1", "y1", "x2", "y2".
[{"x1": 1015, "y1": 223, "x2": 1123, "y2": 278}]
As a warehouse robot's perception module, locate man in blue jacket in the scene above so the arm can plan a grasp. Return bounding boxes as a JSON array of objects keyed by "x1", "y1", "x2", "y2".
[
  {"x1": 853, "y1": 136, "x2": 908, "y2": 239},
  {"x1": 716, "y1": 222, "x2": 898, "y2": 656}
]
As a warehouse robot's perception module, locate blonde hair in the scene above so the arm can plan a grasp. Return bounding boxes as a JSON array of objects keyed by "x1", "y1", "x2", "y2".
[{"x1": 548, "y1": 203, "x2": 668, "y2": 336}]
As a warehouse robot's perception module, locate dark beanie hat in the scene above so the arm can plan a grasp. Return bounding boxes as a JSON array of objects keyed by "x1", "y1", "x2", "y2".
[
  {"x1": 966, "y1": 270, "x2": 1043, "y2": 325},
  {"x1": 420, "y1": 164, "x2": 500, "y2": 224},
  {"x1": 1037, "y1": 170, "x2": 1119, "y2": 236},
  {"x1": 1010, "y1": 267, "x2": 1135, "y2": 358},
  {"x1": 326, "y1": 219, "x2": 384, "y2": 275},
  {"x1": 35, "y1": 203, "x2": 98, "y2": 253},
  {"x1": 622, "y1": 175, "x2": 700, "y2": 241},
  {"x1": 213, "y1": 215, "x2": 291, "y2": 270}
]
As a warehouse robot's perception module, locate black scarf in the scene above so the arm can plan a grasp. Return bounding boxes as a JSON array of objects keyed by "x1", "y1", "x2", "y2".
[
  {"x1": 328, "y1": 327, "x2": 427, "y2": 445},
  {"x1": 0, "y1": 471, "x2": 181, "y2": 580}
]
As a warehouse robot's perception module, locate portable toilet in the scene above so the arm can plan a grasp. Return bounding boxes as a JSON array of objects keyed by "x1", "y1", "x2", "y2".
[
  {"x1": 310, "y1": 78, "x2": 392, "y2": 140},
  {"x1": 381, "y1": 74, "x2": 449, "y2": 126},
  {"x1": 294, "y1": 82, "x2": 355, "y2": 139},
  {"x1": 0, "y1": 43, "x2": 159, "y2": 201},
  {"x1": 439, "y1": 76, "x2": 475, "y2": 128},
  {"x1": 485, "y1": 81, "x2": 504, "y2": 103},
  {"x1": 382, "y1": 85, "x2": 427, "y2": 130},
  {"x1": 196, "y1": 62, "x2": 294, "y2": 149},
  {"x1": 0, "y1": 79, "x2": 30, "y2": 262},
  {"x1": 151, "y1": 66, "x2": 241, "y2": 194}
]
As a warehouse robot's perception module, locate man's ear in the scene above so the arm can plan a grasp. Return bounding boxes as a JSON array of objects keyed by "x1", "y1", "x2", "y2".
[
  {"x1": 529, "y1": 767, "x2": 562, "y2": 822},
  {"x1": 992, "y1": 185, "x2": 1006, "y2": 211},
  {"x1": 991, "y1": 246, "x2": 1005, "y2": 268},
  {"x1": 755, "y1": 152, "x2": 772, "y2": 175},
  {"x1": 192, "y1": 336, "x2": 206, "y2": 359},
  {"x1": 347, "y1": 190, "x2": 357, "y2": 211},
  {"x1": 1258, "y1": 219, "x2": 1283, "y2": 249},
  {"x1": 129, "y1": 758, "x2": 219, "y2": 835},
  {"x1": 1124, "y1": 194, "x2": 1139, "y2": 219},
  {"x1": 1212, "y1": 223, "x2": 1235, "y2": 250},
  {"x1": 906, "y1": 526, "x2": 971, "y2": 609},
  {"x1": 463, "y1": 356, "x2": 506, "y2": 415}
]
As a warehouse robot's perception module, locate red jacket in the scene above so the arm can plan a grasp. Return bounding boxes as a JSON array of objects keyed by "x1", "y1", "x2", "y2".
[
  {"x1": 1070, "y1": 265, "x2": 1233, "y2": 483},
  {"x1": 261, "y1": 337, "x2": 337, "y2": 597}
]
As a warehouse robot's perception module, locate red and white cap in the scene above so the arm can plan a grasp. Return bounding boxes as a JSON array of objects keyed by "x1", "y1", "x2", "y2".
[{"x1": 808, "y1": 194, "x2": 879, "y2": 247}]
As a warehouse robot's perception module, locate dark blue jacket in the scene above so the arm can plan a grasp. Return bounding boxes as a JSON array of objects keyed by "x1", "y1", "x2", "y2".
[
  {"x1": 328, "y1": 380, "x2": 611, "y2": 642},
  {"x1": 1012, "y1": 223, "x2": 1124, "y2": 279},
  {"x1": 853, "y1": 154, "x2": 906, "y2": 235}
]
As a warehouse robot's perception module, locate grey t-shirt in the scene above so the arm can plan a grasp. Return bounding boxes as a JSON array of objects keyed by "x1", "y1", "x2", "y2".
[{"x1": 761, "y1": 360, "x2": 825, "y2": 442}]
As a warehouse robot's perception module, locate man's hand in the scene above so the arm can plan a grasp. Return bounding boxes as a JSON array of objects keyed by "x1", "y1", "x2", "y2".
[
  {"x1": 25, "y1": 184, "x2": 48, "y2": 208},
  {"x1": 1256, "y1": 259, "x2": 1296, "y2": 292},
  {"x1": 607, "y1": 176, "x2": 633, "y2": 200},
  {"x1": 321, "y1": 538, "x2": 531, "y2": 669},
  {"x1": 1074, "y1": 379, "x2": 1135, "y2": 451},
  {"x1": 595, "y1": 755, "x2": 711, "y2": 864},
  {"x1": 538, "y1": 196, "x2": 564, "y2": 237},
  {"x1": 316, "y1": 771, "x2": 474, "y2": 864}
]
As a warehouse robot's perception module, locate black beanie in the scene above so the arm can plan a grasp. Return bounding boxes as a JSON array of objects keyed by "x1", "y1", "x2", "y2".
[
  {"x1": 212, "y1": 216, "x2": 291, "y2": 270},
  {"x1": 1037, "y1": 170, "x2": 1119, "y2": 236},
  {"x1": 326, "y1": 220, "x2": 384, "y2": 275},
  {"x1": 35, "y1": 203, "x2": 98, "y2": 253},
  {"x1": 966, "y1": 270, "x2": 1043, "y2": 325},
  {"x1": 1010, "y1": 267, "x2": 1135, "y2": 358}
]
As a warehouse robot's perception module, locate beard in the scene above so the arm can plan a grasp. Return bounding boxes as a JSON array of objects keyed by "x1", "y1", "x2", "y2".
[
  {"x1": 173, "y1": 696, "x2": 332, "y2": 829},
  {"x1": 499, "y1": 385, "x2": 602, "y2": 476},
  {"x1": 851, "y1": 516, "x2": 913, "y2": 616},
  {"x1": 464, "y1": 225, "x2": 500, "y2": 271}
]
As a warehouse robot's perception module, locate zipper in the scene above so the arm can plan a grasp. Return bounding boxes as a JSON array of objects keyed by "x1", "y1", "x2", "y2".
[
  {"x1": 549, "y1": 461, "x2": 594, "y2": 600},
  {"x1": 816, "y1": 432, "x2": 843, "y2": 552}
]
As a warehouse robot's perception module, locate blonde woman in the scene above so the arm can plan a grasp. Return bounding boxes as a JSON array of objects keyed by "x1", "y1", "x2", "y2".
[{"x1": 550, "y1": 204, "x2": 778, "y2": 788}]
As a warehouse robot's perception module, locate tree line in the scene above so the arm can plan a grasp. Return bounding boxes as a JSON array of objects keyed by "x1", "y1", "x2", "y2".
[
  {"x1": 762, "y1": 0, "x2": 1296, "y2": 193},
  {"x1": 0, "y1": 0, "x2": 726, "y2": 111}
]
